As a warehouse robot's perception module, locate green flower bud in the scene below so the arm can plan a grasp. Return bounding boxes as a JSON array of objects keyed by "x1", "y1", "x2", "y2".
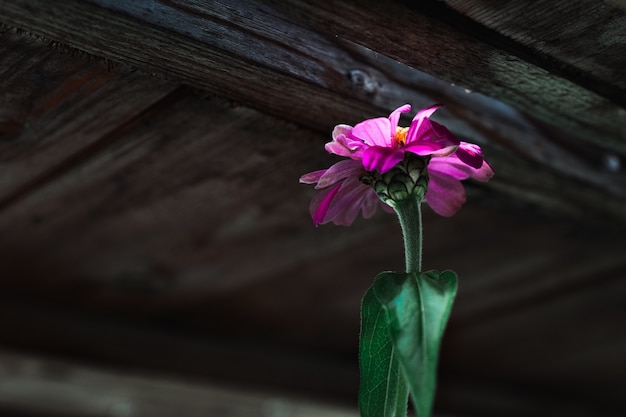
[{"x1": 363, "y1": 154, "x2": 429, "y2": 207}]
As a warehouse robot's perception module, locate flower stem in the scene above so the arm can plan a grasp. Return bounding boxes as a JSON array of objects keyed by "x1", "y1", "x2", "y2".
[
  {"x1": 393, "y1": 197, "x2": 423, "y2": 273},
  {"x1": 389, "y1": 196, "x2": 424, "y2": 417}
]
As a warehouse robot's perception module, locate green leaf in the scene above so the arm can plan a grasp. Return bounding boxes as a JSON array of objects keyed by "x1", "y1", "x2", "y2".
[
  {"x1": 359, "y1": 285, "x2": 409, "y2": 417},
  {"x1": 373, "y1": 270, "x2": 458, "y2": 417}
]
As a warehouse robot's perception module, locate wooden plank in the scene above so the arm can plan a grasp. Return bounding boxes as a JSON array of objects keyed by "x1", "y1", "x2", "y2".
[
  {"x1": 1, "y1": 347, "x2": 619, "y2": 417},
  {"x1": 0, "y1": 88, "x2": 405, "y2": 358},
  {"x1": 444, "y1": 273, "x2": 626, "y2": 398},
  {"x1": 436, "y1": 376, "x2": 623, "y2": 417},
  {"x1": 437, "y1": 0, "x2": 626, "y2": 97},
  {"x1": 0, "y1": 26, "x2": 177, "y2": 204},
  {"x1": 0, "y1": 296, "x2": 361, "y2": 402},
  {"x1": 0, "y1": 349, "x2": 359, "y2": 417},
  {"x1": 93, "y1": 0, "x2": 625, "y2": 152},
  {"x1": 271, "y1": 0, "x2": 626, "y2": 152},
  {"x1": 0, "y1": 0, "x2": 623, "y2": 153},
  {"x1": 0, "y1": 0, "x2": 377, "y2": 133},
  {"x1": 1, "y1": 5, "x2": 625, "y2": 224}
]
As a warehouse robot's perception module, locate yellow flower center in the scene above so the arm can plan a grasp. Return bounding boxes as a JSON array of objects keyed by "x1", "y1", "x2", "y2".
[{"x1": 394, "y1": 126, "x2": 409, "y2": 147}]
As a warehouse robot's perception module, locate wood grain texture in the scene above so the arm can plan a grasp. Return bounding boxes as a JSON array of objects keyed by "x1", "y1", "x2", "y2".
[
  {"x1": 1, "y1": 0, "x2": 624, "y2": 154},
  {"x1": 0, "y1": 0, "x2": 377, "y2": 132},
  {"x1": 276, "y1": 0, "x2": 626, "y2": 151},
  {"x1": 0, "y1": 27, "x2": 177, "y2": 206},
  {"x1": 0, "y1": 84, "x2": 400, "y2": 322},
  {"x1": 0, "y1": 349, "x2": 359, "y2": 417},
  {"x1": 1, "y1": 15, "x2": 624, "y2": 224},
  {"x1": 438, "y1": 0, "x2": 626, "y2": 97}
]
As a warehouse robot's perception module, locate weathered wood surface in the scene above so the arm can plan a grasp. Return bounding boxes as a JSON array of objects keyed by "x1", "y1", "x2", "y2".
[
  {"x1": 0, "y1": 1, "x2": 625, "y2": 417},
  {"x1": 0, "y1": 28, "x2": 177, "y2": 209},
  {"x1": 0, "y1": 33, "x2": 624, "y2": 415},
  {"x1": 0, "y1": 349, "x2": 359, "y2": 417},
  {"x1": 439, "y1": 0, "x2": 626, "y2": 97},
  {"x1": 0, "y1": 13, "x2": 624, "y2": 225},
  {"x1": 1, "y1": 0, "x2": 624, "y2": 151}
]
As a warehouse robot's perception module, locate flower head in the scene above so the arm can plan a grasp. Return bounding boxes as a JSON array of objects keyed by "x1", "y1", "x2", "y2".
[{"x1": 301, "y1": 104, "x2": 494, "y2": 225}]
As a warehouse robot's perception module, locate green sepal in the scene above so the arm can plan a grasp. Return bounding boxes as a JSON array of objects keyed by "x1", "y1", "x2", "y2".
[{"x1": 372, "y1": 270, "x2": 458, "y2": 417}]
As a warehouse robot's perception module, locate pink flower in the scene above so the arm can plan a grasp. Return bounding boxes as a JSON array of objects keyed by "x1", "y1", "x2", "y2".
[{"x1": 301, "y1": 104, "x2": 494, "y2": 225}]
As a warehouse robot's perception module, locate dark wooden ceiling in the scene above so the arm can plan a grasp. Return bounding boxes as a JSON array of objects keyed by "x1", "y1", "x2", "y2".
[{"x1": 0, "y1": 1, "x2": 625, "y2": 416}]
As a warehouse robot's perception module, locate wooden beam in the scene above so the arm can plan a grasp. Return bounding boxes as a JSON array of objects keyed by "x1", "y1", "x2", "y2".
[
  {"x1": 269, "y1": 0, "x2": 626, "y2": 152},
  {"x1": 0, "y1": 0, "x2": 623, "y2": 152},
  {"x1": 435, "y1": 0, "x2": 626, "y2": 101},
  {"x1": 0, "y1": 26, "x2": 177, "y2": 207},
  {"x1": 0, "y1": 348, "x2": 359, "y2": 417},
  {"x1": 0, "y1": 298, "x2": 360, "y2": 402},
  {"x1": 0, "y1": 0, "x2": 376, "y2": 132},
  {"x1": 1, "y1": 4, "x2": 625, "y2": 224}
]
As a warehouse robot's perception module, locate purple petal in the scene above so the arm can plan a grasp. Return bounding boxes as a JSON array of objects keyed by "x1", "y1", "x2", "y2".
[
  {"x1": 325, "y1": 140, "x2": 352, "y2": 158},
  {"x1": 429, "y1": 153, "x2": 494, "y2": 182},
  {"x1": 404, "y1": 141, "x2": 458, "y2": 157},
  {"x1": 299, "y1": 169, "x2": 326, "y2": 184},
  {"x1": 361, "y1": 190, "x2": 379, "y2": 219},
  {"x1": 424, "y1": 170, "x2": 467, "y2": 217},
  {"x1": 316, "y1": 160, "x2": 363, "y2": 188},
  {"x1": 310, "y1": 184, "x2": 341, "y2": 226},
  {"x1": 406, "y1": 118, "x2": 459, "y2": 157},
  {"x1": 325, "y1": 177, "x2": 372, "y2": 226},
  {"x1": 333, "y1": 192, "x2": 366, "y2": 226},
  {"x1": 362, "y1": 146, "x2": 405, "y2": 173},
  {"x1": 427, "y1": 144, "x2": 459, "y2": 157},
  {"x1": 332, "y1": 124, "x2": 353, "y2": 141},
  {"x1": 325, "y1": 132, "x2": 365, "y2": 159},
  {"x1": 326, "y1": 124, "x2": 366, "y2": 159},
  {"x1": 413, "y1": 104, "x2": 442, "y2": 122},
  {"x1": 351, "y1": 117, "x2": 392, "y2": 147},
  {"x1": 455, "y1": 142, "x2": 484, "y2": 169},
  {"x1": 406, "y1": 104, "x2": 442, "y2": 141},
  {"x1": 478, "y1": 160, "x2": 495, "y2": 181},
  {"x1": 388, "y1": 104, "x2": 411, "y2": 134}
]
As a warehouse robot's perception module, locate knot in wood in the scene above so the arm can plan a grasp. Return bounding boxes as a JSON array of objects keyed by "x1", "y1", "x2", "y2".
[{"x1": 347, "y1": 69, "x2": 379, "y2": 94}]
